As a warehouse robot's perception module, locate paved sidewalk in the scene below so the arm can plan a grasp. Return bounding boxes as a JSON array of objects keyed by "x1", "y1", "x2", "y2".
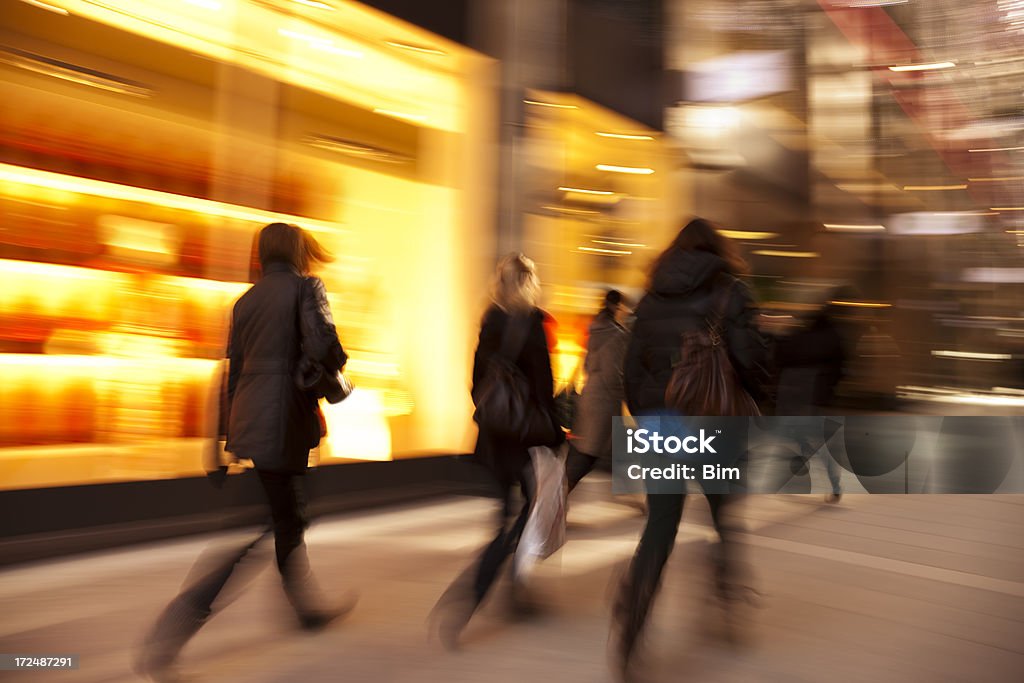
[{"x1": 1, "y1": 481, "x2": 1022, "y2": 682}]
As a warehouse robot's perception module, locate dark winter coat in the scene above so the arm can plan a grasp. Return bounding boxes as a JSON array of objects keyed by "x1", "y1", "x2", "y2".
[
  {"x1": 471, "y1": 305, "x2": 564, "y2": 484},
  {"x1": 572, "y1": 310, "x2": 629, "y2": 459},
  {"x1": 624, "y1": 249, "x2": 770, "y2": 415},
  {"x1": 224, "y1": 261, "x2": 346, "y2": 473}
]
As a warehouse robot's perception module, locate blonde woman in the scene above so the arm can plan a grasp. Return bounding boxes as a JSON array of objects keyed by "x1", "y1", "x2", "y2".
[{"x1": 432, "y1": 253, "x2": 564, "y2": 647}]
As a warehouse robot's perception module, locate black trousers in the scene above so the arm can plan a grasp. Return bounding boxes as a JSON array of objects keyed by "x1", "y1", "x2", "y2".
[
  {"x1": 472, "y1": 459, "x2": 537, "y2": 604},
  {"x1": 614, "y1": 492, "x2": 739, "y2": 645},
  {"x1": 140, "y1": 468, "x2": 316, "y2": 669},
  {"x1": 436, "y1": 458, "x2": 537, "y2": 614},
  {"x1": 565, "y1": 441, "x2": 598, "y2": 492}
]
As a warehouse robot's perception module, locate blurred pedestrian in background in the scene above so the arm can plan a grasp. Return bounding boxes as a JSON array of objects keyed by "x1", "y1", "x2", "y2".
[
  {"x1": 773, "y1": 298, "x2": 847, "y2": 502},
  {"x1": 431, "y1": 253, "x2": 564, "y2": 647},
  {"x1": 565, "y1": 289, "x2": 632, "y2": 490},
  {"x1": 136, "y1": 223, "x2": 353, "y2": 681},
  {"x1": 612, "y1": 218, "x2": 770, "y2": 677}
]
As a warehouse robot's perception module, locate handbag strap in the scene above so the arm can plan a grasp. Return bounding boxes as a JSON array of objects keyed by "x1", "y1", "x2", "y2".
[
  {"x1": 706, "y1": 273, "x2": 738, "y2": 343},
  {"x1": 294, "y1": 274, "x2": 310, "y2": 359}
]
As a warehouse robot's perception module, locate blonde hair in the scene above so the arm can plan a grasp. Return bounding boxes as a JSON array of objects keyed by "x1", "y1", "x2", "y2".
[{"x1": 493, "y1": 253, "x2": 540, "y2": 313}]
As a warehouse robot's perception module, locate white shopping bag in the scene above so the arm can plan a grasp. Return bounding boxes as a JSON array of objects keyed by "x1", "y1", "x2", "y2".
[{"x1": 514, "y1": 443, "x2": 568, "y2": 580}]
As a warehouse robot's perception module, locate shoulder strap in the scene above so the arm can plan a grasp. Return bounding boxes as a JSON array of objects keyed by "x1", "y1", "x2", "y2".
[
  {"x1": 707, "y1": 273, "x2": 738, "y2": 332},
  {"x1": 294, "y1": 275, "x2": 309, "y2": 355}
]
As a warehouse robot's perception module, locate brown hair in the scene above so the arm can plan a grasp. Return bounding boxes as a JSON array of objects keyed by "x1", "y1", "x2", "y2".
[
  {"x1": 648, "y1": 217, "x2": 748, "y2": 287},
  {"x1": 256, "y1": 222, "x2": 333, "y2": 276}
]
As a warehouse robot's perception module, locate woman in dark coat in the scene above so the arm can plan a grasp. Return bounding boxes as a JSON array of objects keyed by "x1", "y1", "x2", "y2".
[
  {"x1": 137, "y1": 223, "x2": 350, "y2": 681},
  {"x1": 565, "y1": 290, "x2": 632, "y2": 488},
  {"x1": 611, "y1": 218, "x2": 769, "y2": 674},
  {"x1": 433, "y1": 253, "x2": 563, "y2": 647}
]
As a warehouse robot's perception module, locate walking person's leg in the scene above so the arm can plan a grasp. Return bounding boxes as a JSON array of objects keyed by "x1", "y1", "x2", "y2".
[
  {"x1": 565, "y1": 440, "x2": 599, "y2": 492},
  {"x1": 611, "y1": 492, "x2": 685, "y2": 671},
  {"x1": 136, "y1": 471, "x2": 269, "y2": 680},
  {"x1": 433, "y1": 458, "x2": 537, "y2": 647},
  {"x1": 473, "y1": 458, "x2": 536, "y2": 605},
  {"x1": 256, "y1": 468, "x2": 352, "y2": 629}
]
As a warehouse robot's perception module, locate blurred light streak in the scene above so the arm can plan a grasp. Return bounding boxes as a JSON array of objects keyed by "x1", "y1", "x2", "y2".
[
  {"x1": 578, "y1": 246, "x2": 631, "y2": 256},
  {"x1": 991, "y1": 207, "x2": 1024, "y2": 211},
  {"x1": 278, "y1": 28, "x2": 363, "y2": 58},
  {"x1": 372, "y1": 108, "x2": 426, "y2": 123},
  {"x1": 0, "y1": 47, "x2": 152, "y2": 97},
  {"x1": 595, "y1": 164, "x2": 654, "y2": 175},
  {"x1": 541, "y1": 205, "x2": 600, "y2": 215},
  {"x1": 524, "y1": 99, "x2": 577, "y2": 109},
  {"x1": 824, "y1": 224, "x2": 886, "y2": 232},
  {"x1": 961, "y1": 267, "x2": 1024, "y2": 283},
  {"x1": 591, "y1": 239, "x2": 646, "y2": 248},
  {"x1": 719, "y1": 230, "x2": 778, "y2": 240},
  {"x1": 596, "y1": 132, "x2": 653, "y2": 140},
  {"x1": 558, "y1": 186, "x2": 615, "y2": 196},
  {"x1": 969, "y1": 177, "x2": 1024, "y2": 182},
  {"x1": 969, "y1": 146, "x2": 1024, "y2": 153},
  {"x1": 19, "y1": 0, "x2": 69, "y2": 14},
  {"x1": 0, "y1": 163, "x2": 336, "y2": 232},
  {"x1": 888, "y1": 62, "x2": 957, "y2": 72},
  {"x1": 752, "y1": 250, "x2": 819, "y2": 258},
  {"x1": 384, "y1": 41, "x2": 446, "y2": 56},
  {"x1": 931, "y1": 350, "x2": 1013, "y2": 361},
  {"x1": 831, "y1": 301, "x2": 892, "y2": 308},
  {"x1": 903, "y1": 185, "x2": 968, "y2": 191},
  {"x1": 294, "y1": 0, "x2": 334, "y2": 9},
  {"x1": 305, "y1": 135, "x2": 412, "y2": 164},
  {"x1": 898, "y1": 386, "x2": 1024, "y2": 407}
]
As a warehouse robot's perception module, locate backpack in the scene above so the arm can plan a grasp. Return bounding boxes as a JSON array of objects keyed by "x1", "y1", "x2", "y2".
[
  {"x1": 664, "y1": 276, "x2": 760, "y2": 417},
  {"x1": 473, "y1": 313, "x2": 561, "y2": 446}
]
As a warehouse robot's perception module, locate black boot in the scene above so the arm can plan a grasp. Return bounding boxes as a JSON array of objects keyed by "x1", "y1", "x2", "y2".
[{"x1": 135, "y1": 597, "x2": 208, "y2": 681}]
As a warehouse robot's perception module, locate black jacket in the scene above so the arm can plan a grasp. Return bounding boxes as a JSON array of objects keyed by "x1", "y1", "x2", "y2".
[
  {"x1": 224, "y1": 261, "x2": 346, "y2": 473},
  {"x1": 624, "y1": 250, "x2": 769, "y2": 415},
  {"x1": 471, "y1": 306, "x2": 563, "y2": 483}
]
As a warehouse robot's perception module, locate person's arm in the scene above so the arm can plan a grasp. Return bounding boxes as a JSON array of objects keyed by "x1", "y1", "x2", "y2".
[
  {"x1": 471, "y1": 308, "x2": 501, "y2": 402},
  {"x1": 723, "y1": 280, "x2": 772, "y2": 399},
  {"x1": 607, "y1": 329, "x2": 629, "y2": 404},
  {"x1": 623, "y1": 298, "x2": 649, "y2": 415},
  {"x1": 206, "y1": 311, "x2": 240, "y2": 480},
  {"x1": 299, "y1": 276, "x2": 347, "y2": 372}
]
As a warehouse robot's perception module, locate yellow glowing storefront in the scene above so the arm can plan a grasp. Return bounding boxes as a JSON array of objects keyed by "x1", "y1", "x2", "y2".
[
  {"x1": 517, "y1": 90, "x2": 687, "y2": 386},
  {"x1": 0, "y1": 0, "x2": 497, "y2": 489}
]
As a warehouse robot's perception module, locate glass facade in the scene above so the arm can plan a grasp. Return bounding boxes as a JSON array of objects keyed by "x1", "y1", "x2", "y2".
[{"x1": 0, "y1": 0, "x2": 498, "y2": 489}]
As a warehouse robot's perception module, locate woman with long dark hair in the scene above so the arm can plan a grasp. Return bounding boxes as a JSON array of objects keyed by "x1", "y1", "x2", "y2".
[
  {"x1": 612, "y1": 218, "x2": 769, "y2": 675},
  {"x1": 137, "y1": 223, "x2": 352, "y2": 681},
  {"x1": 432, "y1": 253, "x2": 564, "y2": 647}
]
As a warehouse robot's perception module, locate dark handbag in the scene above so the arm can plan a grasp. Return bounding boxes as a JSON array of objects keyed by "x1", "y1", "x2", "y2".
[
  {"x1": 473, "y1": 314, "x2": 560, "y2": 446},
  {"x1": 665, "y1": 276, "x2": 761, "y2": 417},
  {"x1": 293, "y1": 277, "x2": 353, "y2": 404},
  {"x1": 296, "y1": 354, "x2": 353, "y2": 404}
]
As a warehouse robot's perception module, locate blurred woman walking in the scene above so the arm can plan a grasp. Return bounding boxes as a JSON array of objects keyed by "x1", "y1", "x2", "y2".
[
  {"x1": 612, "y1": 218, "x2": 769, "y2": 677},
  {"x1": 432, "y1": 253, "x2": 564, "y2": 647},
  {"x1": 136, "y1": 223, "x2": 353, "y2": 682}
]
